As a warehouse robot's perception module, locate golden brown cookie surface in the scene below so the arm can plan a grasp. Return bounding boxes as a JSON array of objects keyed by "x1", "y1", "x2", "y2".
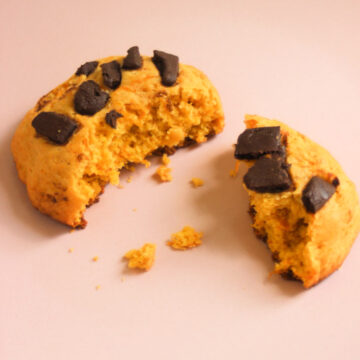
[
  {"x1": 11, "y1": 52, "x2": 224, "y2": 227},
  {"x1": 236, "y1": 115, "x2": 360, "y2": 288}
]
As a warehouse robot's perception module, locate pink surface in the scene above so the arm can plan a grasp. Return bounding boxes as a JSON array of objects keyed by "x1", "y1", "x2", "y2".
[{"x1": 1, "y1": 0, "x2": 360, "y2": 359}]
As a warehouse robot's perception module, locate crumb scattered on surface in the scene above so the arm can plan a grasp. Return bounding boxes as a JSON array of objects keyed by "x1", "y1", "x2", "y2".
[
  {"x1": 92, "y1": 256, "x2": 99, "y2": 262},
  {"x1": 95, "y1": 285, "x2": 101, "y2": 291},
  {"x1": 143, "y1": 160, "x2": 151, "y2": 168},
  {"x1": 191, "y1": 177, "x2": 204, "y2": 188},
  {"x1": 68, "y1": 248, "x2": 74, "y2": 253},
  {"x1": 69, "y1": 229, "x2": 75, "y2": 233},
  {"x1": 121, "y1": 276, "x2": 125, "y2": 282},
  {"x1": 229, "y1": 160, "x2": 241, "y2": 178},
  {"x1": 126, "y1": 176, "x2": 133, "y2": 183},
  {"x1": 162, "y1": 154, "x2": 171, "y2": 165},
  {"x1": 117, "y1": 184, "x2": 124, "y2": 189},
  {"x1": 167, "y1": 226, "x2": 203, "y2": 250},
  {"x1": 126, "y1": 165, "x2": 135, "y2": 172},
  {"x1": 124, "y1": 243, "x2": 156, "y2": 271},
  {"x1": 156, "y1": 165, "x2": 172, "y2": 182},
  {"x1": 132, "y1": 208, "x2": 137, "y2": 212}
]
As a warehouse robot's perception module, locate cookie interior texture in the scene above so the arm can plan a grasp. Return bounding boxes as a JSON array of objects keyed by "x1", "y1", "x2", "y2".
[
  {"x1": 239, "y1": 115, "x2": 360, "y2": 288},
  {"x1": 11, "y1": 55, "x2": 224, "y2": 228}
]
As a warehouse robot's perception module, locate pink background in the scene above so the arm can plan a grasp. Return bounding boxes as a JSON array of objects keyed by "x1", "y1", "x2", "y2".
[{"x1": 1, "y1": 0, "x2": 360, "y2": 359}]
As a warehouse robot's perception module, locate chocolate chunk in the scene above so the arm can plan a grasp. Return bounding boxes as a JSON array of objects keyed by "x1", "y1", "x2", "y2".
[
  {"x1": 75, "y1": 61, "x2": 98, "y2": 76},
  {"x1": 32, "y1": 112, "x2": 78, "y2": 145},
  {"x1": 302, "y1": 176, "x2": 336, "y2": 213},
  {"x1": 332, "y1": 177, "x2": 340, "y2": 187},
  {"x1": 152, "y1": 50, "x2": 179, "y2": 86},
  {"x1": 105, "y1": 110, "x2": 123, "y2": 129},
  {"x1": 101, "y1": 61, "x2": 122, "y2": 89},
  {"x1": 235, "y1": 127, "x2": 282, "y2": 160},
  {"x1": 122, "y1": 46, "x2": 143, "y2": 70},
  {"x1": 74, "y1": 80, "x2": 109, "y2": 115},
  {"x1": 244, "y1": 157, "x2": 292, "y2": 193}
]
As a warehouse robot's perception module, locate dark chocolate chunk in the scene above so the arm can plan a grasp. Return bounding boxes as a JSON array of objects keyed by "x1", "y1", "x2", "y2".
[
  {"x1": 152, "y1": 50, "x2": 179, "y2": 86},
  {"x1": 122, "y1": 46, "x2": 143, "y2": 70},
  {"x1": 332, "y1": 177, "x2": 340, "y2": 187},
  {"x1": 75, "y1": 61, "x2": 98, "y2": 76},
  {"x1": 74, "y1": 80, "x2": 109, "y2": 115},
  {"x1": 235, "y1": 127, "x2": 282, "y2": 160},
  {"x1": 244, "y1": 157, "x2": 292, "y2": 193},
  {"x1": 302, "y1": 176, "x2": 336, "y2": 213},
  {"x1": 32, "y1": 112, "x2": 78, "y2": 145},
  {"x1": 105, "y1": 110, "x2": 123, "y2": 129},
  {"x1": 101, "y1": 61, "x2": 122, "y2": 89}
]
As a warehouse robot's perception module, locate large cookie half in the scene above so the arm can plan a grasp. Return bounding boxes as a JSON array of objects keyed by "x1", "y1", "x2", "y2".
[
  {"x1": 11, "y1": 50, "x2": 224, "y2": 228},
  {"x1": 236, "y1": 115, "x2": 360, "y2": 288}
]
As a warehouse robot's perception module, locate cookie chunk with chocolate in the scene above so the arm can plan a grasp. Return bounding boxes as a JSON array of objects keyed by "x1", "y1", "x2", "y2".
[
  {"x1": 235, "y1": 115, "x2": 360, "y2": 288},
  {"x1": 11, "y1": 48, "x2": 224, "y2": 228}
]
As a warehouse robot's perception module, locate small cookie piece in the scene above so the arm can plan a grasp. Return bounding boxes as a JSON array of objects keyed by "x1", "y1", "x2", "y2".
[
  {"x1": 75, "y1": 61, "x2": 98, "y2": 76},
  {"x1": 32, "y1": 112, "x2": 78, "y2": 145},
  {"x1": 302, "y1": 176, "x2": 336, "y2": 213},
  {"x1": 74, "y1": 80, "x2": 109, "y2": 115},
  {"x1": 156, "y1": 165, "x2": 172, "y2": 182},
  {"x1": 167, "y1": 226, "x2": 203, "y2": 250},
  {"x1": 122, "y1": 46, "x2": 143, "y2": 70},
  {"x1": 152, "y1": 50, "x2": 179, "y2": 86},
  {"x1": 236, "y1": 114, "x2": 360, "y2": 288},
  {"x1": 190, "y1": 177, "x2": 204, "y2": 188},
  {"x1": 234, "y1": 126, "x2": 281, "y2": 159},
  {"x1": 105, "y1": 110, "x2": 123, "y2": 129},
  {"x1": 101, "y1": 60, "x2": 122, "y2": 90},
  {"x1": 243, "y1": 157, "x2": 292, "y2": 193},
  {"x1": 161, "y1": 154, "x2": 170, "y2": 165},
  {"x1": 124, "y1": 243, "x2": 156, "y2": 271}
]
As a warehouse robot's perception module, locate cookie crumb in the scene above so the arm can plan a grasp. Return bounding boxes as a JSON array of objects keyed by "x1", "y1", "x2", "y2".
[
  {"x1": 167, "y1": 226, "x2": 203, "y2": 250},
  {"x1": 132, "y1": 208, "x2": 137, "y2": 212},
  {"x1": 156, "y1": 165, "x2": 172, "y2": 182},
  {"x1": 124, "y1": 243, "x2": 156, "y2": 271},
  {"x1": 126, "y1": 176, "x2": 133, "y2": 183},
  {"x1": 191, "y1": 177, "x2": 204, "y2": 188},
  {"x1": 229, "y1": 160, "x2": 241, "y2": 178},
  {"x1": 162, "y1": 154, "x2": 170, "y2": 165},
  {"x1": 95, "y1": 285, "x2": 101, "y2": 291},
  {"x1": 68, "y1": 248, "x2": 74, "y2": 253},
  {"x1": 121, "y1": 276, "x2": 125, "y2": 282},
  {"x1": 143, "y1": 160, "x2": 151, "y2": 168},
  {"x1": 92, "y1": 256, "x2": 99, "y2": 262}
]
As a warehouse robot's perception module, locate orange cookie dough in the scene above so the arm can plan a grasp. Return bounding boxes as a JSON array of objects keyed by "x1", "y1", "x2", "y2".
[
  {"x1": 124, "y1": 243, "x2": 156, "y2": 271},
  {"x1": 11, "y1": 48, "x2": 224, "y2": 228},
  {"x1": 236, "y1": 115, "x2": 360, "y2": 288}
]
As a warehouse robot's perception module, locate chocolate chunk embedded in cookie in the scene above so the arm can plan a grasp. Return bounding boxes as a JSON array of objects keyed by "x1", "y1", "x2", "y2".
[
  {"x1": 302, "y1": 176, "x2": 336, "y2": 213},
  {"x1": 105, "y1": 110, "x2": 123, "y2": 129},
  {"x1": 123, "y1": 46, "x2": 143, "y2": 70},
  {"x1": 101, "y1": 61, "x2": 122, "y2": 90},
  {"x1": 32, "y1": 112, "x2": 78, "y2": 145},
  {"x1": 75, "y1": 61, "x2": 98, "y2": 76},
  {"x1": 235, "y1": 126, "x2": 282, "y2": 159},
  {"x1": 152, "y1": 50, "x2": 179, "y2": 86},
  {"x1": 74, "y1": 80, "x2": 109, "y2": 115}
]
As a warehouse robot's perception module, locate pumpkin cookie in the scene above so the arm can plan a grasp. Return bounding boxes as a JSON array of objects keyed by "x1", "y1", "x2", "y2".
[
  {"x1": 235, "y1": 115, "x2": 360, "y2": 288},
  {"x1": 11, "y1": 47, "x2": 224, "y2": 227}
]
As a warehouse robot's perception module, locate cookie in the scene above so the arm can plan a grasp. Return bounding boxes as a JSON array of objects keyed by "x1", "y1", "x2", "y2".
[
  {"x1": 235, "y1": 115, "x2": 360, "y2": 288},
  {"x1": 11, "y1": 48, "x2": 224, "y2": 228}
]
